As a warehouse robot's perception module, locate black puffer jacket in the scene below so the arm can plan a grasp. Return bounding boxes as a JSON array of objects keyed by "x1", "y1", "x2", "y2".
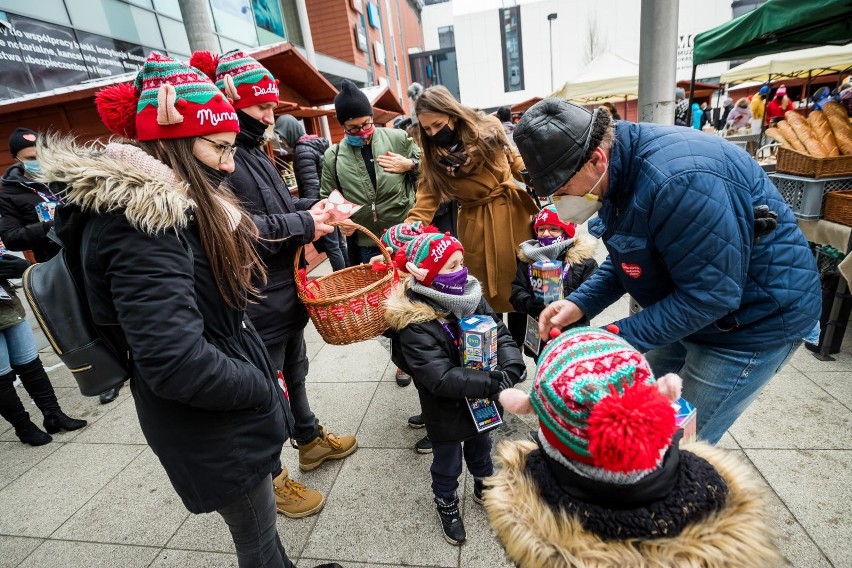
[
  {"x1": 385, "y1": 283, "x2": 525, "y2": 443},
  {"x1": 42, "y1": 138, "x2": 292, "y2": 515},
  {"x1": 0, "y1": 163, "x2": 62, "y2": 262},
  {"x1": 292, "y1": 135, "x2": 330, "y2": 200},
  {"x1": 228, "y1": 141, "x2": 318, "y2": 345}
]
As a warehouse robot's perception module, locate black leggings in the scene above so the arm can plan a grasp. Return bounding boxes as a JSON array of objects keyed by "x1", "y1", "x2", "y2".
[{"x1": 216, "y1": 474, "x2": 295, "y2": 568}]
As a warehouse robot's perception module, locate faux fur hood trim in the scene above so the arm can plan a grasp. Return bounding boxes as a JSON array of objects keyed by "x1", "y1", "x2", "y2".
[
  {"x1": 518, "y1": 234, "x2": 598, "y2": 265},
  {"x1": 384, "y1": 279, "x2": 447, "y2": 330},
  {"x1": 485, "y1": 440, "x2": 782, "y2": 568},
  {"x1": 37, "y1": 135, "x2": 194, "y2": 235}
]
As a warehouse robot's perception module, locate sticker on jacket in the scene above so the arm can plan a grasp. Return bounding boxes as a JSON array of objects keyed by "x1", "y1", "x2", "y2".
[{"x1": 620, "y1": 263, "x2": 643, "y2": 279}]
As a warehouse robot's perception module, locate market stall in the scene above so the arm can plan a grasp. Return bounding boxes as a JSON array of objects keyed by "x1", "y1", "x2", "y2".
[{"x1": 551, "y1": 52, "x2": 639, "y2": 121}]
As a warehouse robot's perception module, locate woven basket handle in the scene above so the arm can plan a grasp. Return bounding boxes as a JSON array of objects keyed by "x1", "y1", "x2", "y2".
[{"x1": 293, "y1": 222, "x2": 393, "y2": 278}]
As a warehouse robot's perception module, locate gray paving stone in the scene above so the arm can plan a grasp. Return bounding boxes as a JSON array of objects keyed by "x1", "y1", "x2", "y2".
[
  {"x1": 717, "y1": 431, "x2": 739, "y2": 450},
  {"x1": 149, "y1": 549, "x2": 237, "y2": 568},
  {"x1": 306, "y1": 340, "x2": 324, "y2": 362},
  {"x1": 307, "y1": 340, "x2": 390, "y2": 383},
  {"x1": 304, "y1": 381, "x2": 377, "y2": 441},
  {"x1": 459, "y1": 482, "x2": 514, "y2": 568},
  {"x1": 0, "y1": 443, "x2": 143, "y2": 537},
  {"x1": 15, "y1": 540, "x2": 158, "y2": 568},
  {"x1": 729, "y1": 371, "x2": 852, "y2": 449},
  {"x1": 0, "y1": 535, "x2": 42, "y2": 568},
  {"x1": 300, "y1": 448, "x2": 458, "y2": 566},
  {"x1": 806, "y1": 371, "x2": 852, "y2": 410},
  {"x1": 298, "y1": 561, "x2": 447, "y2": 568},
  {"x1": 304, "y1": 324, "x2": 324, "y2": 345},
  {"x1": 0, "y1": 441, "x2": 60, "y2": 491},
  {"x1": 51, "y1": 448, "x2": 189, "y2": 546},
  {"x1": 71, "y1": 395, "x2": 147, "y2": 445},
  {"x1": 747, "y1": 449, "x2": 852, "y2": 568},
  {"x1": 789, "y1": 347, "x2": 852, "y2": 374},
  {"x1": 355, "y1": 382, "x2": 428, "y2": 449},
  {"x1": 165, "y1": 511, "x2": 236, "y2": 554}
]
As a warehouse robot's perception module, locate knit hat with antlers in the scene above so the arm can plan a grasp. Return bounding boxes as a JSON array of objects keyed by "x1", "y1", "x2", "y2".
[
  {"x1": 190, "y1": 49, "x2": 280, "y2": 110},
  {"x1": 95, "y1": 51, "x2": 239, "y2": 141}
]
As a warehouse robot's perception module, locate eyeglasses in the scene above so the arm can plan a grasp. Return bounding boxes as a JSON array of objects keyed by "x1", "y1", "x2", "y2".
[
  {"x1": 199, "y1": 136, "x2": 238, "y2": 164},
  {"x1": 344, "y1": 121, "x2": 374, "y2": 135}
]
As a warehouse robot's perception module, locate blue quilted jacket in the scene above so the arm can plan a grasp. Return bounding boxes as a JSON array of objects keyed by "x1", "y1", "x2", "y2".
[{"x1": 569, "y1": 122, "x2": 820, "y2": 352}]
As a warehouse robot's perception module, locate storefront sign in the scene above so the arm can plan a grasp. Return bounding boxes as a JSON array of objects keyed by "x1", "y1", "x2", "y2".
[{"x1": 354, "y1": 24, "x2": 368, "y2": 52}]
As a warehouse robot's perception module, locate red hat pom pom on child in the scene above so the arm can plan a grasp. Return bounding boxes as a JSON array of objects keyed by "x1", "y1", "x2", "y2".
[
  {"x1": 189, "y1": 51, "x2": 219, "y2": 81},
  {"x1": 95, "y1": 82, "x2": 139, "y2": 139},
  {"x1": 587, "y1": 382, "x2": 677, "y2": 473},
  {"x1": 393, "y1": 248, "x2": 410, "y2": 273}
]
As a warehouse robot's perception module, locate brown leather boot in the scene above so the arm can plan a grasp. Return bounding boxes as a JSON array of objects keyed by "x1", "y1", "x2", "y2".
[
  {"x1": 272, "y1": 468, "x2": 325, "y2": 519},
  {"x1": 298, "y1": 425, "x2": 357, "y2": 472}
]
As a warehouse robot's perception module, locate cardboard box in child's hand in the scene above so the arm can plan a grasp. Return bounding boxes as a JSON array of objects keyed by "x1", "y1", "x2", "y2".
[
  {"x1": 530, "y1": 260, "x2": 563, "y2": 304},
  {"x1": 674, "y1": 398, "x2": 697, "y2": 444},
  {"x1": 459, "y1": 315, "x2": 499, "y2": 371}
]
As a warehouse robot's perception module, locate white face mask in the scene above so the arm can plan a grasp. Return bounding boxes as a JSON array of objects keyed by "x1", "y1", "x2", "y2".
[{"x1": 552, "y1": 162, "x2": 608, "y2": 224}]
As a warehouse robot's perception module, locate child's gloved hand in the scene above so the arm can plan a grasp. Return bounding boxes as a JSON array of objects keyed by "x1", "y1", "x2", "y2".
[{"x1": 489, "y1": 370, "x2": 515, "y2": 392}]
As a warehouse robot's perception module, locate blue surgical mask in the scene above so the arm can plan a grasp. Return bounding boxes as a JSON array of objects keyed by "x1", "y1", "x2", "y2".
[
  {"x1": 22, "y1": 160, "x2": 41, "y2": 175},
  {"x1": 345, "y1": 133, "x2": 367, "y2": 147}
]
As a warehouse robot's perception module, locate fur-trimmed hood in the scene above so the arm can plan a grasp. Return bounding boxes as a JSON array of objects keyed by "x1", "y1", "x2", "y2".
[
  {"x1": 485, "y1": 440, "x2": 782, "y2": 568},
  {"x1": 518, "y1": 234, "x2": 597, "y2": 265},
  {"x1": 37, "y1": 135, "x2": 194, "y2": 236},
  {"x1": 384, "y1": 279, "x2": 446, "y2": 330}
]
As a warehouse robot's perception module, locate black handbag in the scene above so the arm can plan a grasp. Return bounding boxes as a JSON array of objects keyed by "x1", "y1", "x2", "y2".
[{"x1": 22, "y1": 250, "x2": 129, "y2": 396}]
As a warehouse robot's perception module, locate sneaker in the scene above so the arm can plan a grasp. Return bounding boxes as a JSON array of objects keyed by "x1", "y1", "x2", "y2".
[
  {"x1": 395, "y1": 368, "x2": 411, "y2": 387},
  {"x1": 272, "y1": 468, "x2": 325, "y2": 518},
  {"x1": 472, "y1": 477, "x2": 487, "y2": 505},
  {"x1": 407, "y1": 414, "x2": 426, "y2": 429},
  {"x1": 435, "y1": 495, "x2": 466, "y2": 545},
  {"x1": 415, "y1": 434, "x2": 432, "y2": 454},
  {"x1": 299, "y1": 425, "x2": 358, "y2": 472}
]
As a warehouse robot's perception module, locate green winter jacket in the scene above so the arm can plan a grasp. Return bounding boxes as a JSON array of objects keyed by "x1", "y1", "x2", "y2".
[
  {"x1": 320, "y1": 128, "x2": 419, "y2": 246},
  {"x1": 0, "y1": 255, "x2": 30, "y2": 331}
]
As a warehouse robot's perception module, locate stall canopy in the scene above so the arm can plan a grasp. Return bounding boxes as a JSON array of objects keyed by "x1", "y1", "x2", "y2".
[
  {"x1": 552, "y1": 52, "x2": 639, "y2": 103},
  {"x1": 720, "y1": 44, "x2": 852, "y2": 84},
  {"x1": 693, "y1": 0, "x2": 852, "y2": 66}
]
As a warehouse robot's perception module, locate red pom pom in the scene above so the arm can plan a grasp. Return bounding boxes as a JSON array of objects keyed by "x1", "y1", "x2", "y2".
[
  {"x1": 95, "y1": 82, "x2": 138, "y2": 138},
  {"x1": 393, "y1": 248, "x2": 409, "y2": 273},
  {"x1": 423, "y1": 225, "x2": 441, "y2": 234},
  {"x1": 174, "y1": 98, "x2": 188, "y2": 109},
  {"x1": 587, "y1": 382, "x2": 676, "y2": 473},
  {"x1": 189, "y1": 51, "x2": 219, "y2": 81}
]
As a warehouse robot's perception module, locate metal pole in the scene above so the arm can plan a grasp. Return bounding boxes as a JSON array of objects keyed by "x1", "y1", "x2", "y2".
[
  {"x1": 177, "y1": 0, "x2": 219, "y2": 52},
  {"x1": 549, "y1": 19, "x2": 554, "y2": 92},
  {"x1": 294, "y1": 0, "x2": 331, "y2": 141},
  {"x1": 638, "y1": 0, "x2": 679, "y2": 124},
  {"x1": 804, "y1": 69, "x2": 812, "y2": 117}
]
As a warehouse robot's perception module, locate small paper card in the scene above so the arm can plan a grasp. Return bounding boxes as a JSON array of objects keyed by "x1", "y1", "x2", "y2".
[
  {"x1": 323, "y1": 189, "x2": 363, "y2": 222},
  {"x1": 524, "y1": 314, "x2": 541, "y2": 355},
  {"x1": 467, "y1": 397, "x2": 503, "y2": 433},
  {"x1": 0, "y1": 285, "x2": 12, "y2": 301}
]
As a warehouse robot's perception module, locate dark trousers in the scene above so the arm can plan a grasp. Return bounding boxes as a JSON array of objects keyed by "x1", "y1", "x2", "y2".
[
  {"x1": 505, "y1": 312, "x2": 527, "y2": 355},
  {"x1": 431, "y1": 431, "x2": 493, "y2": 500},
  {"x1": 313, "y1": 228, "x2": 347, "y2": 272},
  {"x1": 345, "y1": 235, "x2": 381, "y2": 266},
  {"x1": 265, "y1": 330, "x2": 319, "y2": 446},
  {"x1": 216, "y1": 474, "x2": 295, "y2": 568}
]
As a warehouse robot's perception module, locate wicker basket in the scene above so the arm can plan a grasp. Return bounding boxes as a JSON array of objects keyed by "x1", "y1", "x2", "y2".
[
  {"x1": 294, "y1": 223, "x2": 397, "y2": 345},
  {"x1": 824, "y1": 190, "x2": 852, "y2": 228},
  {"x1": 776, "y1": 147, "x2": 852, "y2": 178}
]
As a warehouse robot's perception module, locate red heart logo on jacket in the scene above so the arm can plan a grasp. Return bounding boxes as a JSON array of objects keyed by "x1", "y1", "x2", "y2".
[{"x1": 621, "y1": 263, "x2": 643, "y2": 279}]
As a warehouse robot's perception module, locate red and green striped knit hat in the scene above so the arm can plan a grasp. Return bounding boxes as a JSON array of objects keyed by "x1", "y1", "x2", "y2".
[
  {"x1": 531, "y1": 327, "x2": 677, "y2": 475},
  {"x1": 398, "y1": 232, "x2": 464, "y2": 286},
  {"x1": 95, "y1": 51, "x2": 239, "y2": 141},
  {"x1": 190, "y1": 49, "x2": 280, "y2": 110},
  {"x1": 381, "y1": 221, "x2": 428, "y2": 254}
]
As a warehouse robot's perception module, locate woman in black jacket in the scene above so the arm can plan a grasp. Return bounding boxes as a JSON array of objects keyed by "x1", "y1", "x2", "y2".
[{"x1": 39, "y1": 53, "x2": 337, "y2": 568}]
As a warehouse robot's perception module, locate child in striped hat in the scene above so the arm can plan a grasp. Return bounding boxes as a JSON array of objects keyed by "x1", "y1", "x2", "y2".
[
  {"x1": 485, "y1": 327, "x2": 781, "y2": 568},
  {"x1": 384, "y1": 231, "x2": 525, "y2": 546}
]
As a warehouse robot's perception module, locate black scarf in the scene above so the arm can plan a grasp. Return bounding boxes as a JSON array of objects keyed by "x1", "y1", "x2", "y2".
[{"x1": 237, "y1": 110, "x2": 268, "y2": 147}]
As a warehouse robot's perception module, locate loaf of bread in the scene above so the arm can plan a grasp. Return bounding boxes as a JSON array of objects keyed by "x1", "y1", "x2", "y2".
[
  {"x1": 785, "y1": 111, "x2": 828, "y2": 157},
  {"x1": 765, "y1": 127, "x2": 791, "y2": 148},
  {"x1": 823, "y1": 101, "x2": 852, "y2": 155},
  {"x1": 777, "y1": 120, "x2": 808, "y2": 153},
  {"x1": 807, "y1": 110, "x2": 840, "y2": 157}
]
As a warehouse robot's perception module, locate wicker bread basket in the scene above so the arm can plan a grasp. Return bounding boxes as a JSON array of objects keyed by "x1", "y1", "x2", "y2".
[{"x1": 776, "y1": 147, "x2": 852, "y2": 178}]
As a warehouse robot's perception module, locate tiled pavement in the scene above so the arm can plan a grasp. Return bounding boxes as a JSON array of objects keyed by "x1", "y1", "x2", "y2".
[{"x1": 1, "y1": 259, "x2": 850, "y2": 567}]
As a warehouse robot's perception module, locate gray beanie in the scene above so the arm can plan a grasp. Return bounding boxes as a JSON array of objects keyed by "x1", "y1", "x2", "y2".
[{"x1": 274, "y1": 114, "x2": 305, "y2": 147}]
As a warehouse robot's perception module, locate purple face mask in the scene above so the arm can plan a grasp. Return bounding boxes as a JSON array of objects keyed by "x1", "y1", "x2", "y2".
[
  {"x1": 537, "y1": 235, "x2": 564, "y2": 247},
  {"x1": 431, "y1": 267, "x2": 468, "y2": 295}
]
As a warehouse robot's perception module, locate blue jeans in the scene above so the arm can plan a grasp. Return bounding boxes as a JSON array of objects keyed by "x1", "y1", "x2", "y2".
[
  {"x1": 0, "y1": 321, "x2": 39, "y2": 375},
  {"x1": 645, "y1": 339, "x2": 801, "y2": 444},
  {"x1": 216, "y1": 474, "x2": 295, "y2": 568}
]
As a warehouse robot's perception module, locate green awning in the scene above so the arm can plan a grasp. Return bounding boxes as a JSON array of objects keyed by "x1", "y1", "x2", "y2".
[{"x1": 693, "y1": 0, "x2": 852, "y2": 66}]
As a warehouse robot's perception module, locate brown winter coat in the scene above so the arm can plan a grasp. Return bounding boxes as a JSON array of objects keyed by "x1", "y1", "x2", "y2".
[
  {"x1": 406, "y1": 125, "x2": 538, "y2": 313},
  {"x1": 485, "y1": 440, "x2": 783, "y2": 568}
]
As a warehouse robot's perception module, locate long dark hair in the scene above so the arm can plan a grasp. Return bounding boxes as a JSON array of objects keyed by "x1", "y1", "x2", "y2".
[
  {"x1": 139, "y1": 137, "x2": 266, "y2": 309},
  {"x1": 414, "y1": 85, "x2": 513, "y2": 201}
]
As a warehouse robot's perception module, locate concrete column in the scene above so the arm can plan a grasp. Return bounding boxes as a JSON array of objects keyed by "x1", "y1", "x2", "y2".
[
  {"x1": 295, "y1": 0, "x2": 331, "y2": 141},
  {"x1": 177, "y1": 0, "x2": 219, "y2": 53}
]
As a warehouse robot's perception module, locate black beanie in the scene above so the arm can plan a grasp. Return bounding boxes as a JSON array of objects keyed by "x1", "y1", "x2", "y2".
[
  {"x1": 334, "y1": 80, "x2": 373, "y2": 124},
  {"x1": 9, "y1": 128, "x2": 38, "y2": 158}
]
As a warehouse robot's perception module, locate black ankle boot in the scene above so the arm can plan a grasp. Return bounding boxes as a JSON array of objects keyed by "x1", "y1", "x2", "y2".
[
  {"x1": 43, "y1": 411, "x2": 87, "y2": 434},
  {"x1": 473, "y1": 477, "x2": 487, "y2": 505},
  {"x1": 435, "y1": 494, "x2": 466, "y2": 545},
  {"x1": 14, "y1": 358, "x2": 87, "y2": 433},
  {"x1": 0, "y1": 370, "x2": 52, "y2": 446}
]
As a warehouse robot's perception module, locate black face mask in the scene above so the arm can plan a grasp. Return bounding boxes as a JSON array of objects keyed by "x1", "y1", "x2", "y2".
[
  {"x1": 198, "y1": 161, "x2": 229, "y2": 187},
  {"x1": 237, "y1": 109, "x2": 268, "y2": 146},
  {"x1": 429, "y1": 123, "x2": 456, "y2": 148}
]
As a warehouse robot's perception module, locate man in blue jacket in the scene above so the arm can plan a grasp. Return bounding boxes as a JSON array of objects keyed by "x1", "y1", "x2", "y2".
[{"x1": 513, "y1": 99, "x2": 821, "y2": 444}]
